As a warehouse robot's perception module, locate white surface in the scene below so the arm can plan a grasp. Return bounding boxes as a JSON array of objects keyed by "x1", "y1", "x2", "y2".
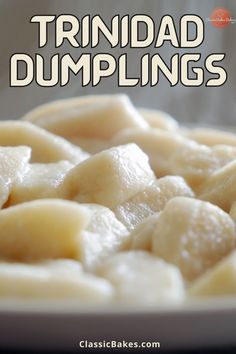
[{"x1": 0, "y1": 298, "x2": 236, "y2": 351}]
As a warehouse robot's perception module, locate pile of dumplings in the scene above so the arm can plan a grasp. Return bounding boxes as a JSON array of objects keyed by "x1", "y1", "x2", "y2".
[{"x1": 1, "y1": 94, "x2": 236, "y2": 305}]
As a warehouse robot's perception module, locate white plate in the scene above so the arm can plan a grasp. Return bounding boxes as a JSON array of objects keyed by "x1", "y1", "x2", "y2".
[{"x1": 0, "y1": 297, "x2": 236, "y2": 351}]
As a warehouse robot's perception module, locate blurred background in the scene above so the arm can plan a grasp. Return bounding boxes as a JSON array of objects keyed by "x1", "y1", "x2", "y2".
[{"x1": 0, "y1": 0, "x2": 235, "y2": 125}]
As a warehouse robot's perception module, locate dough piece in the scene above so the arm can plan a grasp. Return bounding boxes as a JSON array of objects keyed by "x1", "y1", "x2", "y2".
[
  {"x1": 0, "y1": 146, "x2": 31, "y2": 184},
  {"x1": 8, "y1": 161, "x2": 74, "y2": 206},
  {"x1": 139, "y1": 108, "x2": 179, "y2": 131},
  {"x1": 171, "y1": 144, "x2": 236, "y2": 189},
  {"x1": 130, "y1": 214, "x2": 159, "y2": 251},
  {"x1": 0, "y1": 146, "x2": 31, "y2": 208},
  {"x1": 212, "y1": 145, "x2": 236, "y2": 166},
  {"x1": 198, "y1": 161, "x2": 236, "y2": 212},
  {"x1": 113, "y1": 129, "x2": 236, "y2": 189},
  {"x1": 185, "y1": 128, "x2": 236, "y2": 147},
  {"x1": 112, "y1": 128, "x2": 188, "y2": 177},
  {"x1": 169, "y1": 141, "x2": 220, "y2": 189},
  {"x1": 79, "y1": 204, "x2": 130, "y2": 271},
  {"x1": 151, "y1": 197, "x2": 236, "y2": 281},
  {"x1": 115, "y1": 176, "x2": 194, "y2": 231},
  {"x1": 0, "y1": 121, "x2": 89, "y2": 163},
  {"x1": 23, "y1": 95, "x2": 148, "y2": 140},
  {"x1": 65, "y1": 144, "x2": 155, "y2": 209},
  {"x1": 0, "y1": 260, "x2": 113, "y2": 301},
  {"x1": 0, "y1": 178, "x2": 8, "y2": 210},
  {"x1": 98, "y1": 251, "x2": 185, "y2": 304},
  {"x1": 69, "y1": 136, "x2": 109, "y2": 154},
  {"x1": 188, "y1": 251, "x2": 236, "y2": 297},
  {"x1": 230, "y1": 202, "x2": 236, "y2": 223},
  {"x1": 0, "y1": 199, "x2": 89, "y2": 261}
]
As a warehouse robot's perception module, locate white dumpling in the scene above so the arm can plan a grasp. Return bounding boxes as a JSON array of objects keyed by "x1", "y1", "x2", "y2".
[
  {"x1": 0, "y1": 199, "x2": 89, "y2": 261},
  {"x1": 188, "y1": 251, "x2": 236, "y2": 297},
  {"x1": 185, "y1": 128, "x2": 236, "y2": 147},
  {"x1": 139, "y1": 108, "x2": 179, "y2": 131},
  {"x1": 78, "y1": 204, "x2": 130, "y2": 271},
  {"x1": 0, "y1": 260, "x2": 113, "y2": 302},
  {"x1": 69, "y1": 136, "x2": 109, "y2": 154},
  {"x1": 230, "y1": 202, "x2": 236, "y2": 223},
  {"x1": 115, "y1": 176, "x2": 194, "y2": 230},
  {"x1": 23, "y1": 95, "x2": 148, "y2": 140},
  {"x1": 8, "y1": 161, "x2": 74, "y2": 205},
  {"x1": 112, "y1": 128, "x2": 187, "y2": 177},
  {"x1": 151, "y1": 197, "x2": 236, "y2": 281},
  {"x1": 98, "y1": 251, "x2": 185, "y2": 304},
  {"x1": 198, "y1": 160, "x2": 236, "y2": 212},
  {"x1": 0, "y1": 146, "x2": 31, "y2": 208},
  {"x1": 65, "y1": 144, "x2": 155, "y2": 209},
  {"x1": 0, "y1": 121, "x2": 89, "y2": 163},
  {"x1": 168, "y1": 141, "x2": 220, "y2": 188},
  {"x1": 212, "y1": 145, "x2": 236, "y2": 166},
  {"x1": 113, "y1": 129, "x2": 236, "y2": 189}
]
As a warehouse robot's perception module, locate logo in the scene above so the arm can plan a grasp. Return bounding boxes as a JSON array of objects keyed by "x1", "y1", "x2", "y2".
[{"x1": 207, "y1": 8, "x2": 233, "y2": 28}]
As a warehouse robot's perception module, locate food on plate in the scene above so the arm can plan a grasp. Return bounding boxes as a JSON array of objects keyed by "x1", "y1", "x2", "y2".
[
  {"x1": 198, "y1": 160, "x2": 236, "y2": 212},
  {"x1": 23, "y1": 95, "x2": 148, "y2": 140},
  {"x1": 188, "y1": 251, "x2": 236, "y2": 297},
  {"x1": 8, "y1": 160, "x2": 74, "y2": 205},
  {"x1": 0, "y1": 94, "x2": 235, "y2": 304},
  {"x1": 139, "y1": 108, "x2": 179, "y2": 131},
  {"x1": 114, "y1": 176, "x2": 194, "y2": 230},
  {"x1": 168, "y1": 141, "x2": 229, "y2": 189},
  {"x1": 78, "y1": 204, "x2": 130, "y2": 271},
  {"x1": 151, "y1": 197, "x2": 236, "y2": 281},
  {"x1": 212, "y1": 145, "x2": 236, "y2": 166},
  {"x1": 0, "y1": 199, "x2": 89, "y2": 261},
  {"x1": 230, "y1": 202, "x2": 236, "y2": 223},
  {"x1": 112, "y1": 128, "x2": 187, "y2": 177},
  {"x1": 185, "y1": 127, "x2": 236, "y2": 147},
  {"x1": 113, "y1": 129, "x2": 236, "y2": 189},
  {"x1": 98, "y1": 251, "x2": 185, "y2": 303},
  {"x1": 65, "y1": 143, "x2": 155, "y2": 209},
  {"x1": 0, "y1": 146, "x2": 31, "y2": 207},
  {"x1": 0, "y1": 121, "x2": 89, "y2": 163},
  {"x1": 0, "y1": 260, "x2": 113, "y2": 301},
  {"x1": 130, "y1": 195, "x2": 236, "y2": 280}
]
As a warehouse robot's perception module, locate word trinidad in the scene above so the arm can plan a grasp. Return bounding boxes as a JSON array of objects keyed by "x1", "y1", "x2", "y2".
[{"x1": 10, "y1": 15, "x2": 227, "y2": 87}]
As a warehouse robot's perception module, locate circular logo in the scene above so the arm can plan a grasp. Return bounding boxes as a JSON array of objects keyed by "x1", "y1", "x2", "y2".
[{"x1": 210, "y1": 8, "x2": 232, "y2": 28}]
